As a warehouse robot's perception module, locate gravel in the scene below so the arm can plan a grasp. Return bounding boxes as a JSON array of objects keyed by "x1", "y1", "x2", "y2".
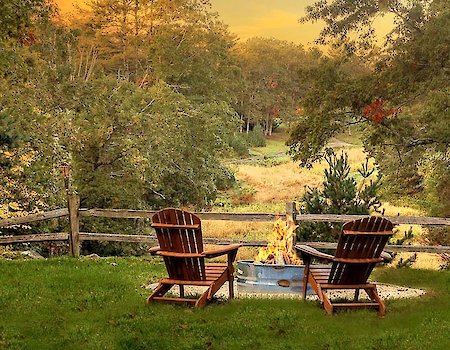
[{"x1": 146, "y1": 281, "x2": 426, "y2": 301}]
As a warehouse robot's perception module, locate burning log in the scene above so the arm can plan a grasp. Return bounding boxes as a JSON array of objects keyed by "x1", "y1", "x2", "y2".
[{"x1": 256, "y1": 216, "x2": 302, "y2": 265}]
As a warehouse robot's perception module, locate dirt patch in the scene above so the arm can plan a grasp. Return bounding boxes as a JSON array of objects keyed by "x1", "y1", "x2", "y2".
[{"x1": 328, "y1": 137, "x2": 352, "y2": 148}]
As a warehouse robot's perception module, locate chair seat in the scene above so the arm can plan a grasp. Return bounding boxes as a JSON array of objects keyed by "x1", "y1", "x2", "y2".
[{"x1": 161, "y1": 263, "x2": 228, "y2": 284}]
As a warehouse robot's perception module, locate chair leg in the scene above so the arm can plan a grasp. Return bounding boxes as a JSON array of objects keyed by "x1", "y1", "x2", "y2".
[
  {"x1": 354, "y1": 289, "x2": 360, "y2": 302},
  {"x1": 365, "y1": 287, "x2": 386, "y2": 316},
  {"x1": 302, "y1": 260, "x2": 311, "y2": 299},
  {"x1": 322, "y1": 293, "x2": 334, "y2": 315},
  {"x1": 179, "y1": 285, "x2": 185, "y2": 298},
  {"x1": 228, "y1": 267, "x2": 235, "y2": 299},
  {"x1": 147, "y1": 283, "x2": 173, "y2": 303},
  {"x1": 195, "y1": 289, "x2": 210, "y2": 307}
]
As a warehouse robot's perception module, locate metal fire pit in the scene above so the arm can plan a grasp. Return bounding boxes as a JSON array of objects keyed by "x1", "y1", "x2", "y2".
[{"x1": 236, "y1": 260, "x2": 313, "y2": 295}]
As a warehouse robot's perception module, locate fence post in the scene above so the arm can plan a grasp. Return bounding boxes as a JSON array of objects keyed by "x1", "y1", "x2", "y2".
[
  {"x1": 285, "y1": 202, "x2": 298, "y2": 222},
  {"x1": 286, "y1": 202, "x2": 298, "y2": 246},
  {"x1": 68, "y1": 195, "x2": 80, "y2": 257}
]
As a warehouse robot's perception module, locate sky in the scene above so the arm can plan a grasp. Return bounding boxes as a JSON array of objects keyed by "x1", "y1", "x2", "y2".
[
  {"x1": 209, "y1": 0, "x2": 322, "y2": 46},
  {"x1": 55, "y1": 0, "x2": 322, "y2": 46},
  {"x1": 55, "y1": 0, "x2": 394, "y2": 47}
]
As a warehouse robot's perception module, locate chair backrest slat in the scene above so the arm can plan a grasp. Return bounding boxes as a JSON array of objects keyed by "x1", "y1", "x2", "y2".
[
  {"x1": 329, "y1": 217, "x2": 393, "y2": 285},
  {"x1": 152, "y1": 208, "x2": 206, "y2": 281}
]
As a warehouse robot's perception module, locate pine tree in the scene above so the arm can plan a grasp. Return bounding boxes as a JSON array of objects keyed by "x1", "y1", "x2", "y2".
[{"x1": 297, "y1": 149, "x2": 382, "y2": 242}]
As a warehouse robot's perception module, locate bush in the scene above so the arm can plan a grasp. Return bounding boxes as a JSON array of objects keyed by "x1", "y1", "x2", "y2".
[
  {"x1": 214, "y1": 166, "x2": 236, "y2": 191},
  {"x1": 246, "y1": 125, "x2": 266, "y2": 147},
  {"x1": 228, "y1": 133, "x2": 249, "y2": 157},
  {"x1": 426, "y1": 226, "x2": 450, "y2": 246}
]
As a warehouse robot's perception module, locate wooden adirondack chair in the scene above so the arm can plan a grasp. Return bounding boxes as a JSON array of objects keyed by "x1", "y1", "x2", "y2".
[
  {"x1": 147, "y1": 208, "x2": 242, "y2": 307},
  {"x1": 295, "y1": 216, "x2": 393, "y2": 315}
]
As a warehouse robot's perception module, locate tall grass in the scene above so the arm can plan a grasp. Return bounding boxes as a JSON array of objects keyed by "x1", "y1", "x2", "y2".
[
  {"x1": 235, "y1": 162, "x2": 323, "y2": 204},
  {"x1": 1, "y1": 257, "x2": 450, "y2": 350},
  {"x1": 228, "y1": 136, "x2": 369, "y2": 206}
]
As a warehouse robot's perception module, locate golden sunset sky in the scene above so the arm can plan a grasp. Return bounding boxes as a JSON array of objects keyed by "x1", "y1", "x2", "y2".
[{"x1": 55, "y1": 0, "x2": 394, "y2": 47}]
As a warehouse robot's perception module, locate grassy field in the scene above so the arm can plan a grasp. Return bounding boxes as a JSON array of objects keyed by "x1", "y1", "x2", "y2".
[
  {"x1": 1, "y1": 257, "x2": 450, "y2": 350},
  {"x1": 2, "y1": 131, "x2": 448, "y2": 349}
]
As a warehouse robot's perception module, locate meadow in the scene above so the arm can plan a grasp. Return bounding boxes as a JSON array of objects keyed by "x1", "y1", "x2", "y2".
[{"x1": 202, "y1": 131, "x2": 366, "y2": 243}]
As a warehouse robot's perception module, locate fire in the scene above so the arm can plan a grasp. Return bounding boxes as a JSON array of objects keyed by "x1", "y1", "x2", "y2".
[{"x1": 256, "y1": 216, "x2": 302, "y2": 265}]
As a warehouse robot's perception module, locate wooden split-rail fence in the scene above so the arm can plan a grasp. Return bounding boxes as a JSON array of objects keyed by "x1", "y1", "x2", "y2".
[{"x1": 1, "y1": 196, "x2": 450, "y2": 257}]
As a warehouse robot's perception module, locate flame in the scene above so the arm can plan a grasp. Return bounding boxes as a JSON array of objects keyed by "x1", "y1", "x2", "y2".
[{"x1": 256, "y1": 216, "x2": 301, "y2": 265}]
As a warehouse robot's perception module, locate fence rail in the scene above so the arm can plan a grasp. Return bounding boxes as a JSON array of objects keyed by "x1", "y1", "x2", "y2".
[
  {"x1": 1, "y1": 195, "x2": 450, "y2": 256},
  {"x1": 0, "y1": 209, "x2": 69, "y2": 227},
  {"x1": 294, "y1": 214, "x2": 450, "y2": 226}
]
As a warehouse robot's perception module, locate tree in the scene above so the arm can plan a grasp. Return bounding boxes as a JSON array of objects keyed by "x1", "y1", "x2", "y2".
[
  {"x1": 1, "y1": 0, "x2": 241, "y2": 227},
  {"x1": 289, "y1": 0, "x2": 450, "y2": 215},
  {"x1": 297, "y1": 150, "x2": 382, "y2": 242},
  {"x1": 233, "y1": 38, "x2": 315, "y2": 135},
  {"x1": 69, "y1": 0, "x2": 242, "y2": 104},
  {"x1": 0, "y1": 0, "x2": 54, "y2": 42},
  {"x1": 287, "y1": 49, "x2": 371, "y2": 167},
  {"x1": 42, "y1": 76, "x2": 237, "y2": 210},
  {"x1": 0, "y1": 0, "x2": 69, "y2": 229}
]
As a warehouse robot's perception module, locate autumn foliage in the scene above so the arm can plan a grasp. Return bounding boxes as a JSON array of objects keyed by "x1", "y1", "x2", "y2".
[
  {"x1": 363, "y1": 99, "x2": 388, "y2": 123},
  {"x1": 363, "y1": 99, "x2": 401, "y2": 124}
]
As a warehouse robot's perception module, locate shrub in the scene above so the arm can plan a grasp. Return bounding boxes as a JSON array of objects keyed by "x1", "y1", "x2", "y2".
[
  {"x1": 425, "y1": 226, "x2": 450, "y2": 246},
  {"x1": 228, "y1": 133, "x2": 249, "y2": 157},
  {"x1": 246, "y1": 125, "x2": 266, "y2": 147}
]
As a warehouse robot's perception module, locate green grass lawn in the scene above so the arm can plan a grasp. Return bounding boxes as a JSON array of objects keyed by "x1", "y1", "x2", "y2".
[
  {"x1": 1, "y1": 257, "x2": 450, "y2": 350},
  {"x1": 249, "y1": 138, "x2": 288, "y2": 157}
]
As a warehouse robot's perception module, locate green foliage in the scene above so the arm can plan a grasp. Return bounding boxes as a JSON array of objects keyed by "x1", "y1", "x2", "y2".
[
  {"x1": 252, "y1": 157, "x2": 285, "y2": 168},
  {"x1": 50, "y1": 78, "x2": 240, "y2": 211},
  {"x1": 233, "y1": 37, "x2": 316, "y2": 135},
  {"x1": 289, "y1": 0, "x2": 450, "y2": 216},
  {"x1": 297, "y1": 150, "x2": 382, "y2": 242},
  {"x1": 286, "y1": 52, "x2": 370, "y2": 168},
  {"x1": 425, "y1": 227, "x2": 450, "y2": 247},
  {"x1": 392, "y1": 227, "x2": 415, "y2": 246},
  {"x1": 81, "y1": 240, "x2": 150, "y2": 257},
  {"x1": 0, "y1": 0, "x2": 54, "y2": 42},
  {"x1": 395, "y1": 253, "x2": 418, "y2": 269},
  {"x1": 70, "y1": 0, "x2": 242, "y2": 104},
  {"x1": 0, "y1": 48, "x2": 68, "y2": 226},
  {"x1": 227, "y1": 134, "x2": 250, "y2": 157},
  {"x1": 246, "y1": 125, "x2": 267, "y2": 147},
  {"x1": 226, "y1": 126, "x2": 269, "y2": 159},
  {"x1": 0, "y1": 0, "x2": 243, "y2": 223}
]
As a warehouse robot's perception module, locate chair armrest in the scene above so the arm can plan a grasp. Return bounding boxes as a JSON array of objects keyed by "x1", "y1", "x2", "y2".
[
  {"x1": 204, "y1": 244, "x2": 242, "y2": 259},
  {"x1": 147, "y1": 246, "x2": 161, "y2": 255},
  {"x1": 157, "y1": 251, "x2": 205, "y2": 259},
  {"x1": 294, "y1": 244, "x2": 334, "y2": 261},
  {"x1": 334, "y1": 257, "x2": 384, "y2": 264}
]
